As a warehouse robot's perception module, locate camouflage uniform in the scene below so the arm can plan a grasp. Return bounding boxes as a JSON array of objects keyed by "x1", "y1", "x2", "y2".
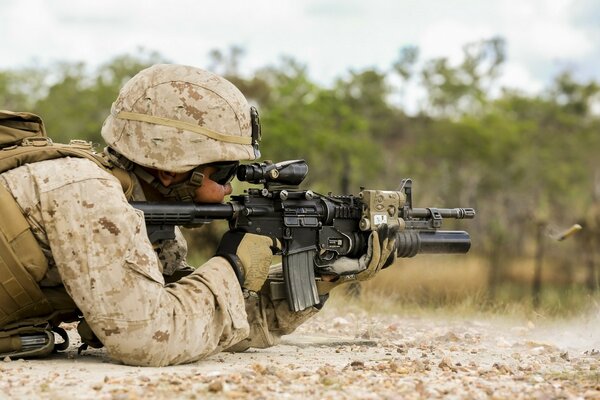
[
  {"x1": 0, "y1": 157, "x2": 248, "y2": 365},
  {"x1": 0, "y1": 65, "x2": 323, "y2": 366},
  {"x1": 0, "y1": 156, "x2": 318, "y2": 366}
]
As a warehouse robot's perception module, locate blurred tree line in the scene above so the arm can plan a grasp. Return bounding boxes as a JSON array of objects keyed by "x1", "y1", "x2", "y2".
[{"x1": 2, "y1": 40, "x2": 600, "y2": 303}]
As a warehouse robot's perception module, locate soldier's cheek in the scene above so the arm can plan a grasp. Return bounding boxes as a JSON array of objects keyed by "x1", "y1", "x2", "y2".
[{"x1": 193, "y1": 181, "x2": 231, "y2": 203}]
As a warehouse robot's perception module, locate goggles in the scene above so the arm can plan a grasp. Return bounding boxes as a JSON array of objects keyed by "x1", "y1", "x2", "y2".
[{"x1": 206, "y1": 161, "x2": 239, "y2": 185}]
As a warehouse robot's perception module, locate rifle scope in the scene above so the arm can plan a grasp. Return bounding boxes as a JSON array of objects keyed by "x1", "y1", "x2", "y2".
[{"x1": 237, "y1": 159, "x2": 308, "y2": 186}]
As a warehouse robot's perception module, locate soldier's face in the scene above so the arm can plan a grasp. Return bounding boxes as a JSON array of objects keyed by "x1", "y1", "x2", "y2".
[
  {"x1": 192, "y1": 166, "x2": 233, "y2": 203},
  {"x1": 158, "y1": 166, "x2": 234, "y2": 203}
]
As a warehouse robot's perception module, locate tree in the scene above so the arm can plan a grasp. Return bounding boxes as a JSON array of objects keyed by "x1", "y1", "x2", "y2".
[
  {"x1": 420, "y1": 37, "x2": 505, "y2": 117},
  {"x1": 0, "y1": 67, "x2": 46, "y2": 111}
]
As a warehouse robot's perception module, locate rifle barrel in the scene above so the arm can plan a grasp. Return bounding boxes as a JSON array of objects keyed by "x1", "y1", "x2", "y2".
[{"x1": 409, "y1": 208, "x2": 475, "y2": 219}]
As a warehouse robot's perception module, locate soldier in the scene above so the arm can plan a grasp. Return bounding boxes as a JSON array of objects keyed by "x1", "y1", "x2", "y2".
[{"x1": 0, "y1": 64, "x2": 397, "y2": 366}]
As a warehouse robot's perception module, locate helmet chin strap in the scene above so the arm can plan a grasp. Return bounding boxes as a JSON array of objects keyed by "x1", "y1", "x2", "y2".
[
  {"x1": 104, "y1": 147, "x2": 204, "y2": 202},
  {"x1": 132, "y1": 165, "x2": 204, "y2": 202}
]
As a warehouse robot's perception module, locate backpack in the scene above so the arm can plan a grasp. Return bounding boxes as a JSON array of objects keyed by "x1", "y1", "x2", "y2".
[{"x1": 0, "y1": 110, "x2": 46, "y2": 144}]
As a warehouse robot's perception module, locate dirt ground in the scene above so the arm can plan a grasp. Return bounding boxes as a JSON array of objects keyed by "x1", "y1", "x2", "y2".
[{"x1": 2, "y1": 305, "x2": 600, "y2": 400}]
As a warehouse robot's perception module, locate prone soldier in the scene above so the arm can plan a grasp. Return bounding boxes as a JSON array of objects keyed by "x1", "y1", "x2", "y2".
[{"x1": 0, "y1": 64, "x2": 398, "y2": 366}]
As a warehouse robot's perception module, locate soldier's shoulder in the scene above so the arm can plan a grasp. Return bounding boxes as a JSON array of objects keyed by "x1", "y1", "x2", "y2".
[{"x1": 30, "y1": 157, "x2": 119, "y2": 193}]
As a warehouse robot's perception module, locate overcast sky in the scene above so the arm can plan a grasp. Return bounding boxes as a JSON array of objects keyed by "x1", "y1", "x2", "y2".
[{"x1": 1, "y1": 0, "x2": 599, "y2": 94}]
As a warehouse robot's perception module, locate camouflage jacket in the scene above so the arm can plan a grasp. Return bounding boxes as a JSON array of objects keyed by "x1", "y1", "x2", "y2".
[{"x1": 0, "y1": 157, "x2": 316, "y2": 366}]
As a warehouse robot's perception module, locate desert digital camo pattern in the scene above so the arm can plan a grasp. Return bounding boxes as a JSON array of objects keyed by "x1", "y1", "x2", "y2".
[
  {"x1": 101, "y1": 64, "x2": 257, "y2": 173},
  {"x1": 0, "y1": 157, "x2": 249, "y2": 366}
]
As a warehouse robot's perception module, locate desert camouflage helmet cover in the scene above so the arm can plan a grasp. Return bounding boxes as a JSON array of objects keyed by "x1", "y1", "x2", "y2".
[{"x1": 101, "y1": 64, "x2": 260, "y2": 173}]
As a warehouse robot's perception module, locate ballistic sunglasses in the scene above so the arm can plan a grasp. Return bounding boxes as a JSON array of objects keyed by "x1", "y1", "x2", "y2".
[{"x1": 206, "y1": 161, "x2": 239, "y2": 185}]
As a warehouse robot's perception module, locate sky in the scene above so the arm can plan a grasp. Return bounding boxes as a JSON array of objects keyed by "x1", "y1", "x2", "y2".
[{"x1": 1, "y1": 0, "x2": 599, "y2": 96}]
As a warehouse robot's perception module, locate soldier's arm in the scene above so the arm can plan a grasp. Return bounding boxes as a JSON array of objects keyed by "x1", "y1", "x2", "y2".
[
  {"x1": 40, "y1": 170, "x2": 249, "y2": 366},
  {"x1": 227, "y1": 264, "x2": 321, "y2": 351}
]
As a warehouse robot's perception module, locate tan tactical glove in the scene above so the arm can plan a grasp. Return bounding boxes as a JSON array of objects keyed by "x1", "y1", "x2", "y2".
[
  {"x1": 317, "y1": 224, "x2": 399, "y2": 294},
  {"x1": 216, "y1": 232, "x2": 278, "y2": 292}
]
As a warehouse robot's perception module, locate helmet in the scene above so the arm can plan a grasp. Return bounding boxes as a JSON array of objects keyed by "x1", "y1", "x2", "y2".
[{"x1": 101, "y1": 64, "x2": 260, "y2": 173}]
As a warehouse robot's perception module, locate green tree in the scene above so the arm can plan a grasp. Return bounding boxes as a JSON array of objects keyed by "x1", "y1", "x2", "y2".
[
  {"x1": 420, "y1": 37, "x2": 505, "y2": 117},
  {"x1": 0, "y1": 67, "x2": 47, "y2": 110},
  {"x1": 255, "y1": 58, "x2": 380, "y2": 192}
]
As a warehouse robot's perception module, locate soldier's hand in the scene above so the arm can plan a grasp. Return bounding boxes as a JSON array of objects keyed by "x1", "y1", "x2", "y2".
[
  {"x1": 317, "y1": 224, "x2": 398, "y2": 291},
  {"x1": 356, "y1": 224, "x2": 399, "y2": 281},
  {"x1": 216, "y1": 231, "x2": 278, "y2": 292}
]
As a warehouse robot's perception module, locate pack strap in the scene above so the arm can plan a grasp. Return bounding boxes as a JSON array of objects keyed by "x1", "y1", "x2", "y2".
[{"x1": 0, "y1": 143, "x2": 135, "y2": 201}]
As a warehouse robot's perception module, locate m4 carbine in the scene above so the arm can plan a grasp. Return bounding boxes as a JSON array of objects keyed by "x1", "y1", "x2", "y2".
[{"x1": 132, "y1": 160, "x2": 475, "y2": 312}]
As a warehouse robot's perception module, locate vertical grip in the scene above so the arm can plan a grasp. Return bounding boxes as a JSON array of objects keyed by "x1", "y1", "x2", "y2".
[{"x1": 282, "y1": 250, "x2": 320, "y2": 311}]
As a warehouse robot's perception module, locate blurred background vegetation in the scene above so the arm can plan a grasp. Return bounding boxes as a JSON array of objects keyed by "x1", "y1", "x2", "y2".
[{"x1": 2, "y1": 38, "x2": 600, "y2": 317}]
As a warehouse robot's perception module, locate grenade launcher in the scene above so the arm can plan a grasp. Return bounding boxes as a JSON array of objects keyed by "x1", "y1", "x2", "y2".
[{"x1": 132, "y1": 160, "x2": 475, "y2": 312}]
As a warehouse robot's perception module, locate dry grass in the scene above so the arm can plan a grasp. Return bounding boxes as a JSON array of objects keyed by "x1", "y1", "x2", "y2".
[
  {"x1": 332, "y1": 255, "x2": 600, "y2": 319},
  {"x1": 365, "y1": 255, "x2": 488, "y2": 301},
  {"x1": 185, "y1": 242, "x2": 600, "y2": 318}
]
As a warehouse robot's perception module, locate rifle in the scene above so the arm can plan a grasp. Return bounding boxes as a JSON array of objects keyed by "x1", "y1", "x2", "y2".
[{"x1": 132, "y1": 160, "x2": 475, "y2": 311}]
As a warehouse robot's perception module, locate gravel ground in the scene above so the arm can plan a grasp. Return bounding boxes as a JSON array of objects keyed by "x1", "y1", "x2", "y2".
[{"x1": 2, "y1": 306, "x2": 600, "y2": 399}]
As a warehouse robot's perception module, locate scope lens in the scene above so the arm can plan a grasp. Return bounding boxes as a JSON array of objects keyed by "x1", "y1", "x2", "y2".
[{"x1": 236, "y1": 164, "x2": 259, "y2": 182}]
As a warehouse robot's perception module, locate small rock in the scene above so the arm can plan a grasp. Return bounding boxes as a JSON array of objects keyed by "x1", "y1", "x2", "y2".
[
  {"x1": 492, "y1": 362, "x2": 513, "y2": 375},
  {"x1": 438, "y1": 357, "x2": 457, "y2": 372},
  {"x1": 208, "y1": 379, "x2": 223, "y2": 392},
  {"x1": 332, "y1": 317, "x2": 349, "y2": 328},
  {"x1": 438, "y1": 332, "x2": 460, "y2": 342}
]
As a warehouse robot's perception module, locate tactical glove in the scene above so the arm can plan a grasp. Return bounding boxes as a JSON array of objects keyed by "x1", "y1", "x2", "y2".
[
  {"x1": 317, "y1": 224, "x2": 399, "y2": 293},
  {"x1": 216, "y1": 231, "x2": 278, "y2": 292}
]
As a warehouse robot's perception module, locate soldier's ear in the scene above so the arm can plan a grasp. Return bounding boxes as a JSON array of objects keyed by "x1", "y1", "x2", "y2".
[{"x1": 157, "y1": 170, "x2": 178, "y2": 187}]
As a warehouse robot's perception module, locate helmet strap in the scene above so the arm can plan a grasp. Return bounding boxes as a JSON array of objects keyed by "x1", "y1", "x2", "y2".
[
  {"x1": 104, "y1": 146, "x2": 135, "y2": 171},
  {"x1": 105, "y1": 146, "x2": 204, "y2": 202},
  {"x1": 132, "y1": 165, "x2": 204, "y2": 202},
  {"x1": 161, "y1": 167, "x2": 205, "y2": 202}
]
